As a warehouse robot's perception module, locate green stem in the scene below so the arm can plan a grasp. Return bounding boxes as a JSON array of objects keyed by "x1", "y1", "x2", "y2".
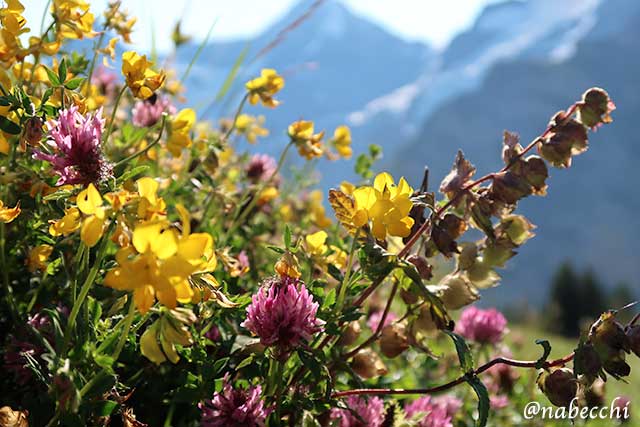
[
  {"x1": 114, "y1": 115, "x2": 167, "y2": 167},
  {"x1": 111, "y1": 298, "x2": 136, "y2": 360},
  {"x1": 104, "y1": 85, "x2": 127, "y2": 145},
  {"x1": 222, "y1": 142, "x2": 292, "y2": 246},
  {"x1": 61, "y1": 234, "x2": 110, "y2": 356},
  {"x1": 221, "y1": 93, "x2": 248, "y2": 143},
  {"x1": 335, "y1": 229, "x2": 360, "y2": 313}
]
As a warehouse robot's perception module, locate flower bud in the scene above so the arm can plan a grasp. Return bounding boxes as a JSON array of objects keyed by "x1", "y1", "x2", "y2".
[
  {"x1": 351, "y1": 349, "x2": 387, "y2": 379},
  {"x1": 578, "y1": 378, "x2": 606, "y2": 408},
  {"x1": 380, "y1": 323, "x2": 409, "y2": 358},
  {"x1": 537, "y1": 368, "x2": 578, "y2": 407},
  {"x1": 413, "y1": 305, "x2": 438, "y2": 333},
  {"x1": 407, "y1": 254, "x2": 432, "y2": 280},
  {"x1": 588, "y1": 312, "x2": 630, "y2": 360},
  {"x1": 23, "y1": 116, "x2": 43, "y2": 146},
  {"x1": 339, "y1": 321, "x2": 361, "y2": 346},
  {"x1": 626, "y1": 325, "x2": 640, "y2": 358},
  {"x1": 574, "y1": 342, "x2": 602, "y2": 380},
  {"x1": 439, "y1": 273, "x2": 479, "y2": 310},
  {"x1": 400, "y1": 288, "x2": 419, "y2": 305},
  {"x1": 0, "y1": 406, "x2": 28, "y2": 427}
]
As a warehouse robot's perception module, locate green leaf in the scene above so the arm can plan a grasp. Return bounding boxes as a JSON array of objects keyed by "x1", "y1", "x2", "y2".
[
  {"x1": 42, "y1": 87, "x2": 54, "y2": 105},
  {"x1": 322, "y1": 288, "x2": 336, "y2": 310},
  {"x1": 116, "y1": 165, "x2": 149, "y2": 184},
  {"x1": 0, "y1": 115, "x2": 21, "y2": 135},
  {"x1": 467, "y1": 375, "x2": 490, "y2": 427},
  {"x1": 284, "y1": 225, "x2": 292, "y2": 249},
  {"x1": 445, "y1": 331, "x2": 474, "y2": 372},
  {"x1": 212, "y1": 357, "x2": 229, "y2": 376},
  {"x1": 0, "y1": 97, "x2": 11, "y2": 106},
  {"x1": 266, "y1": 245, "x2": 285, "y2": 254},
  {"x1": 64, "y1": 77, "x2": 85, "y2": 90},
  {"x1": 43, "y1": 189, "x2": 74, "y2": 201},
  {"x1": 44, "y1": 66, "x2": 61, "y2": 86},
  {"x1": 92, "y1": 400, "x2": 118, "y2": 417},
  {"x1": 534, "y1": 339, "x2": 552, "y2": 369},
  {"x1": 58, "y1": 58, "x2": 67, "y2": 83},
  {"x1": 236, "y1": 354, "x2": 254, "y2": 370}
]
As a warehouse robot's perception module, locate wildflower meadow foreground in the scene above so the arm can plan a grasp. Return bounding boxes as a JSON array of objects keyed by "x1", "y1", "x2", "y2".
[{"x1": 0, "y1": 1, "x2": 639, "y2": 426}]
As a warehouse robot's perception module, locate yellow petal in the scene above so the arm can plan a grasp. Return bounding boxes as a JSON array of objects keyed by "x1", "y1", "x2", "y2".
[
  {"x1": 77, "y1": 183, "x2": 102, "y2": 215},
  {"x1": 373, "y1": 172, "x2": 394, "y2": 193},
  {"x1": 80, "y1": 215, "x2": 105, "y2": 247},
  {"x1": 134, "y1": 284, "x2": 156, "y2": 313},
  {"x1": 0, "y1": 200, "x2": 20, "y2": 223},
  {"x1": 136, "y1": 177, "x2": 159, "y2": 204},
  {"x1": 132, "y1": 222, "x2": 178, "y2": 259}
]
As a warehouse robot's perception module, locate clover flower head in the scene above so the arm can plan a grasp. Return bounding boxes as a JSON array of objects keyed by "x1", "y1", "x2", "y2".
[
  {"x1": 367, "y1": 310, "x2": 398, "y2": 331},
  {"x1": 199, "y1": 375, "x2": 268, "y2": 427},
  {"x1": 455, "y1": 306, "x2": 507, "y2": 344},
  {"x1": 330, "y1": 396, "x2": 385, "y2": 427},
  {"x1": 246, "y1": 153, "x2": 279, "y2": 184},
  {"x1": 405, "y1": 395, "x2": 459, "y2": 427},
  {"x1": 92, "y1": 66, "x2": 118, "y2": 96},
  {"x1": 132, "y1": 95, "x2": 175, "y2": 127},
  {"x1": 241, "y1": 276, "x2": 324, "y2": 355},
  {"x1": 34, "y1": 106, "x2": 112, "y2": 185}
]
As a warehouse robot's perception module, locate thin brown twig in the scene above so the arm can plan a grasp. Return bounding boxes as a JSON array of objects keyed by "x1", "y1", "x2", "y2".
[
  {"x1": 344, "y1": 278, "x2": 400, "y2": 359},
  {"x1": 331, "y1": 352, "x2": 575, "y2": 398}
]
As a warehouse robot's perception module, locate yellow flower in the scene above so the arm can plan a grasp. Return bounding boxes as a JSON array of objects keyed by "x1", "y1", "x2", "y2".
[
  {"x1": 121, "y1": 51, "x2": 165, "y2": 99},
  {"x1": 136, "y1": 177, "x2": 166, "y2": 220},
  {"x1": 0, "y1": 0, "x2": 26, "y2": 65},
  {"x1": 52, "y1": 0, "x2": 96, "y2": 39},
  {"x1": 166, "y1": 108, "x2": 195, "y2": 157},
  {"x1": 27, "y1": 244, "x2": 53, "y2": 272},
  {"x1": 352, "y1": 172, "x2": 415, "y2": 240},
  {"x1": 234, "y1": 114, "x2": 269, "y2": 144},
  {"x1": 49, "y1": 207, "x2": 81, "y2": 236},
  {"x1": 140, "y1": 308, "x2": 195, "y2": 364},
  {"x1": 327, "y1": 245, "x2": 347, "y2": 269},
  {"x1": 288, "y1": 120, "x2": 325, "y2": 160},
  {"x1": 257, "y1": 186, "x2": 278, "y2": 206},
  {"x1": 245, "y1": 68, "x2": 284, "y2": 108},
  {"x1": 77, "y1": 183, "x2": 106, "y2": 247},
  {"x1": 331, "y1": 125, "x2": 352, "y2": 159},
  {"x1": 0, "y1": 199, "x2": 20, "y2": 223},
  {"x1": 308, "y1": 190, "x2": 332, "y2": 228},
  {"x1": 274, "y1": 252, "x2": 301, "y2": 279},
  {"x1": 305, "y1": 230, "x2": 328, "y2": 257},
  {"x1": 104, "y1": 1, "x2": 136, "y2": 43},
  {"x1": 104, "y1": 209, "x2": 215, "y2": 313}
]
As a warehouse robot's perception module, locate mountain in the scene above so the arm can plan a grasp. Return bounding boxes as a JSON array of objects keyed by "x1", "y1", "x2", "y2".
[
  {"x1": 389, "y1": 0, "x2": 640, "y2": 306},
  {"x1": 176, "y1": 0, "x2": 434, "y2": 187}
]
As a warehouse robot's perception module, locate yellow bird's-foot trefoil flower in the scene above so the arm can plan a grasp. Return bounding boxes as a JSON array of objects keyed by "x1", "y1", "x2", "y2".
[
  {"x1": 122, "y1": 51, "x2": 166, "y2": 99},
  {"x1": 288, "y1": 120, "x2": 325, "y2": 160},
  {"x1": 104, "y1": 205, "x2": 216, "y2": 313},
  {"x1": 0, "y1": 199, "x2": 20, "y2": 223},
  {"x1": 352, "y1": 172, "x2": 415, "y2": 241},
  {"x1": 245, "y1": 69, "x2": 284, "y2": 108}
]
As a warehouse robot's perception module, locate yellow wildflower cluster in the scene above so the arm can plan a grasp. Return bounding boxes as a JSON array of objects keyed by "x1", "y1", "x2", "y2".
[
  {"x1": 331, "y1": 173, "x2": 415, "y2": 241},
  {"x1": 305, "y1": 230, "x2": 347, "y2": 270},
  {"x1": 288, "y1": 120, "x2": 325, "y2": 160},
  {"x1": 53, "y1": 0, "x2": 96, "y2": 39},
  {"x1": 122, "y1": 51, "x2": 166, "y2": 99},
  {"x1": 245, "y1": 68, "x2": 284, "y2": 107},
  {"x1": 234, "y1": 114, "x2": 269, "y2": 144},
  {"x1": 0, "y1": 199, "x2": 20, "y2": 223},
  {"x1": 167, "y1": 108, "x2": 196, "y2": 157}
]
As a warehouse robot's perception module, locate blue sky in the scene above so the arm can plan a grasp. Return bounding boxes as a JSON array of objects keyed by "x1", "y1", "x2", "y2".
[{"x1": 25, "y1": 0, "x2": 499, "y2": 52}]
